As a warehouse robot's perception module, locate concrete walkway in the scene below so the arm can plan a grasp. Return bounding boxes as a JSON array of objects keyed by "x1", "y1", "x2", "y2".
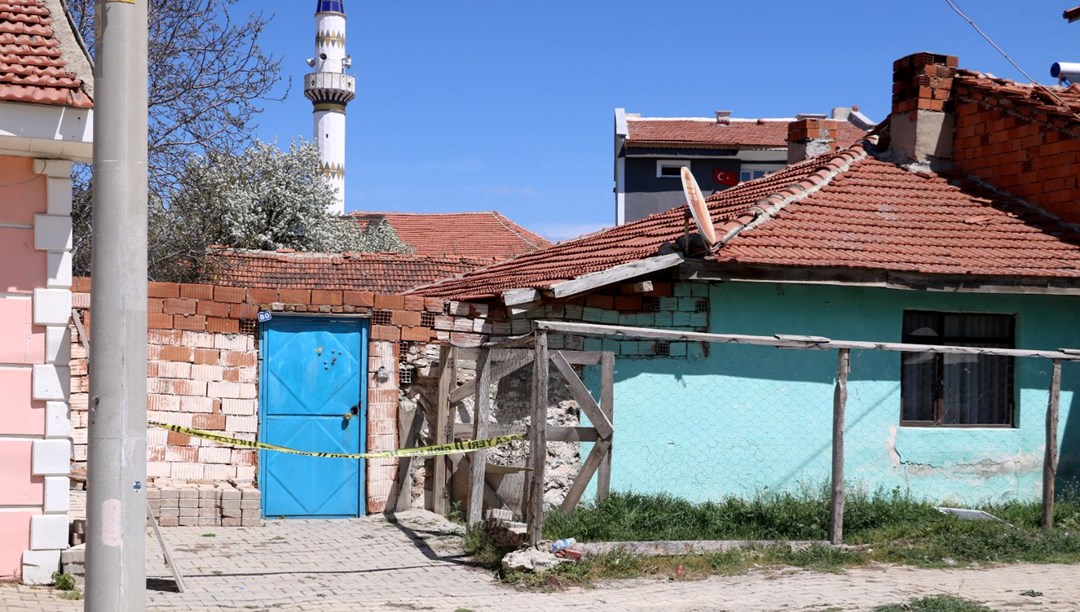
[{"x1": 2, "y1": 509, "x2": 1079, "y2": 611}]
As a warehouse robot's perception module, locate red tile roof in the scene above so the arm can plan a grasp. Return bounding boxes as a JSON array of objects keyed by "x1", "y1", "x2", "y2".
[
  {"x1": 349, "y1": 211, "x2": 550, "y2": 260},
  {"x1": 414, "y1": 142, "x2": 1080, "y2": 300},
  {"x1": 0, "y1": 0, "x2": 92, "y2": 108},
  {"x1": 626, "y1": 118, "x2": 866, "y2": 149},
  {"x1": 206, "y1": 248, "x2": 490, "y2": 294}
]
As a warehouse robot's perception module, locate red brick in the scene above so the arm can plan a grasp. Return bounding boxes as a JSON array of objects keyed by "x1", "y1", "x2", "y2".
[
  {"x1": 246, "y1": 288, "x2": 278, "y2": 304},
  {"x1": 159, "y1": 345, "x2": 193, "y2": 363},
  {"x1": 311, "y1": 289, "x2": 343, "y2": 305},
  {"x1": 373, "y1": 294, "x2": 404, "y2": 310},
  {"x1": 423, "y1": 297, "x2": 445, "y2": 312},
  {"x1": 192, "y1": 413, "x2": 226, "y2": 430},
  {"x1": 207, "y1": 317, "x2": 240, "y2": 334},
  {"x1": 179, "y1": 283, "x2": 215, "y2": 300},
  {"x1": 214, "y1": 286, "x2": 245, "y2": 303},
  {"x1": 585, "y1": 294, "x2": 614, "y2": 310},
  {"x1": 196, "y1": 300, "x2": 231, "y2": 317},
  {"x1": 148, "y1": 313, "x2": 174, "y2": 329},
  {"x1": 403, "y1": 295, "x2": 425, "y2": 311},
  {"x1": 163, "y1": 298, "x2": 197, "y2": 315},
  {"x1": 614, "y1": 295, "x2": 643, "y2": 311},
  {"x1": 173, "y1": 314, "x2": 207, "y2": 331},
  {"x1": 222, "y1": 351, "x2": 256, "y2": 367},
  {"x1": 371, "y1": 325, "x2": 400, "y2": 341},
  {"x1": 400, "y1": 326, "x2": 433, "y2": 342},
  {"x1": 279, "y1": 288, "x2": 311, "y2": 305},
  {"x1": 74, "y1": 277, "x2": 92, "y2": 292},
  {"x1": 147, "y1": 299, "x2": 163, "y2": 314},
  {"x1": 231, "y1": 303, "x2": 259, "y2": 320},
  {"x1": 392, "y1": 310, "x2": 421, "y2": 327},
  {"x1": 344, "y1": 290, "x2": 374, "y2": 307},
  {"x1": 148, "y1": 282, "x2": 180, "y2": 298},
  {"x1": 167, "y1": 431, "x2": 191, "y2": 446},
  {"x1": 194, "y1": 348, "x2": 219, "y2": 365}
]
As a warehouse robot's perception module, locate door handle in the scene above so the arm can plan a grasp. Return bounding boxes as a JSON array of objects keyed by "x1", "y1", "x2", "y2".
[{"x1": 342, "y1": 405, "x2": 359, "y2": 421}]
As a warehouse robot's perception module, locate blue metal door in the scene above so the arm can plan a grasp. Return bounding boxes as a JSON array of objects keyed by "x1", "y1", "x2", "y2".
[{"x1": 259, "y1": 316, "x2": 367, "y2": 518}]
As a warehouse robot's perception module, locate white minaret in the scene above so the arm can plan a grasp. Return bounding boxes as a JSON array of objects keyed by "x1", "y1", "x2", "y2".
[{"x1": 304, "y1": 0, "x2": 356, "y2": 215}]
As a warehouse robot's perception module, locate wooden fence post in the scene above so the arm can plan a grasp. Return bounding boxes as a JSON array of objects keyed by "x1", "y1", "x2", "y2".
[
  {"x1": 596, "y1": 352, "x2": 615, "y2": 504},
  {"x1": 829, "y1": 348, "x2": 849, "y2": 545},
  {"x1": 467, "y1": 348, "x2": 492, "y2": 526},
  {"x1": 433, "y1": 345, "x2": 452, "y2": 516},
  {"x1": 527, "y1": 330, "x2": 549, "y2": 546},
  {"x1": 1043, "y1": 358, "x2": 1062, "y2": 530}
]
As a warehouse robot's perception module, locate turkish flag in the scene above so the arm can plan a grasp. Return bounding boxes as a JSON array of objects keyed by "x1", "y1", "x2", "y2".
[{"x1": 713, "y1": 168, "x2": 738, "y2": 186}]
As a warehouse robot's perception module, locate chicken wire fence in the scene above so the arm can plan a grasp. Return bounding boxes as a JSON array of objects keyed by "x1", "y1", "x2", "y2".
[{"x1": 532, "y1": 321, "x2": 1076, "y2": 534}]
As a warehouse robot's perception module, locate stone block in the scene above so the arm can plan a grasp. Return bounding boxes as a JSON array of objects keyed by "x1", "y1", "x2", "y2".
[
  {"x1": 241, "y1": 488, "x2": 261, "y2": 500},
  {"x1": 178, "y1": 516, "x2": 198, "y2": 526},
  {"x1": 32, "y1": 364, "x2": 69, "y2": 401},
  {"x1": 222, "y1": 518, "x2": 241, "y2": 527},
  {"x1": 22, "y1": 550, "x2": 61, "y2": 585},
  {"x1": 31, "y1": 439, "x2": 70, "y2": 475},
  {"x1": 44, "y1": 477, "x2": 69, "y2": 513},
  {"x1": 222, "y1": 506, "x2": 242, "y2": 518},
  {"x1": 198, "y1": 517, "x2": 219, "y2": 526},
  {"x1": 179, "y1": 506, "x2": 198, "y2": 518},
  {"x1": 241, "y1": 517, "x2": 261, "y2": 527},
  {"x1": 33, "y1": 214, "x2": 72, "y2": 251},
  {"x1": 240, "y1": 499, "x2": 260, "y2": 510},
  {"x1": 30, "y1": 515, "x2": 69, "y2": 550},
  {"x1": 158, "y1": 517, "x2": 179, "y2": 527}
]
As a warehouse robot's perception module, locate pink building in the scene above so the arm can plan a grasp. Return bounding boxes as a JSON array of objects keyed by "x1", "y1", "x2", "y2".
[{"x1": 0, "y1": 0, "x2": 93, "y2": 584}]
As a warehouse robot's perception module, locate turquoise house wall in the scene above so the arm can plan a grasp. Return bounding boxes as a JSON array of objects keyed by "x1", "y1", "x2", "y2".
[{"x1": 581, "y1": 281, "x2": 1080, "y2": 505}]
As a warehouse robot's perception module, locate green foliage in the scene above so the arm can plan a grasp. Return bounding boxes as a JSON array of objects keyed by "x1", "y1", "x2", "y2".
[
  {"x1": 149, "y1": 140, "x2": 409, "y2": 281},
  {"x1": 463, "y1": 525, "x2": 512, "y2": 569},
  {"x1": 51, "y1": 571, "x2": 76, "y2": 591},
  {"x1": 58, "y1": 589, "x2": 83, "y2": 601},
  {"x1": 872, "y1": 595, "x2": 992, "y2": 612}
]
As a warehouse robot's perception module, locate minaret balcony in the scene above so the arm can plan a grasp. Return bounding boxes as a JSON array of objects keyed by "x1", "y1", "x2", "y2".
[{"x1": 303, "y1": 72, "x2": 357, "y2": 105}]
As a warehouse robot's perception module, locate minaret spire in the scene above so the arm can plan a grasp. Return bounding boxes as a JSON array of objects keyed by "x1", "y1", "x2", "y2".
[{"x1": 304, "y1": 0, "x2": 356, "y2": 215}]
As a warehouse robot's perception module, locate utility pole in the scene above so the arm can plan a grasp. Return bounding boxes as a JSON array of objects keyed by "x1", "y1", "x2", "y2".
[{"x1": 85, "y1": 0, "x2": 149, "y2": 609}]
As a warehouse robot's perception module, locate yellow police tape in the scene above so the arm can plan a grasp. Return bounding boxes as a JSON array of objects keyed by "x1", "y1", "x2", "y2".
[{"x1": 149, "y1": 421, "x2": 525, "y2": 460}]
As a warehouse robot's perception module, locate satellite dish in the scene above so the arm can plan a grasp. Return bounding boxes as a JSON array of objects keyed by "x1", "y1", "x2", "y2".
[{"x1": 681, "y1": 166, "x2": 717, "y2": 246}]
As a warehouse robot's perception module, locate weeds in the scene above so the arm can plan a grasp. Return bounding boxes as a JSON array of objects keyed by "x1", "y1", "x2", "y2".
[
  {"x1": 872, "y1": 595, "x2": 991, "y2": 611},
  {"x1": 51, "y1": 571, "x2": 76, "y2": 591}
]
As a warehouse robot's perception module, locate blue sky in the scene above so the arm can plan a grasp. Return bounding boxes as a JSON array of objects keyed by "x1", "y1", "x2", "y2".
[{"x1": 233, "y1": 1, "x2": 1077, "y2": 242}]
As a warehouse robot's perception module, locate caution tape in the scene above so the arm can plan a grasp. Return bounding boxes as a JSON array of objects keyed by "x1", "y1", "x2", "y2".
[{"x1": 149, "y1": 421, "x2": 525, "y2": 460}]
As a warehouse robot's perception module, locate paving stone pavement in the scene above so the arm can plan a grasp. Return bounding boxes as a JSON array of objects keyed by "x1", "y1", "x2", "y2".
[{"x1": 3, "y1": 509, "x2": 1080, "y2": 611}]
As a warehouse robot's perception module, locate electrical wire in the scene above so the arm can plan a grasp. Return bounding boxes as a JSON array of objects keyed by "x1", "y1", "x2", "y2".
[{"x1": 944, "y1": 0, "x2": 1080, "y2": 122}]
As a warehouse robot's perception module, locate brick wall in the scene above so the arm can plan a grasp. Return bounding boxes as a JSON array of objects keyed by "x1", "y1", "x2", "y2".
[
  {"x1": 68, "y1": 278, "x2": 469, "y2": 514},
  {"x1": 952, "y1": 92, "x2": 1080, "y2": 224}
]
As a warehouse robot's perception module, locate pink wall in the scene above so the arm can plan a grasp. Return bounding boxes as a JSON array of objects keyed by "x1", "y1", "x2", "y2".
[
  {"x1": 0, "y1": 157, "x2": 45, "y2": 225},
  {"x1": 0, "y1": 512, "x2": 33, "y2": 581},
  {"x1": 0, "y1": 441, "x2": 43, "y2": 505}
]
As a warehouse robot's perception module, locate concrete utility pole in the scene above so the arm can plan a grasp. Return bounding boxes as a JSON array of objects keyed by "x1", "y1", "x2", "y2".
[{"x1": 86, "y1": 0, "x2": 149, "y2": 609}]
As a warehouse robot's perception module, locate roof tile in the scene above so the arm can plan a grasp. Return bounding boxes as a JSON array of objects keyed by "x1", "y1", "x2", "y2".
[
  {"x1": 0, "y1": 0, "x2": 92, "y2": 109},
  {"x1": 349, "y1": 211, "x2": 549, "y2": 259},
  {"x1": 626, "y1": 118, "x2": 866, "y2": 149}
]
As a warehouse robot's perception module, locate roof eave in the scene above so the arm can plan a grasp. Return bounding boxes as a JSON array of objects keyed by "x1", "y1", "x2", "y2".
[
  {"x1": 681, "y1": 260, "x2": 1080, "y2": 296},
  {"x1": 0, "y1": 100, "x2": 93, "y2": 161}
]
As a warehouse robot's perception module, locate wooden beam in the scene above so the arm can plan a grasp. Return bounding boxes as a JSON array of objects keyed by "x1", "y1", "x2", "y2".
[
  {"x1": 448, "y1": 351, "x2": 535, "y2": 404},
  {"x1": 549, "y1": 253, "x2": 684, "y2": 299},
  {"x1": 596, "y1": 352, "x2": 615, "y2": 504},
  {"x1": 453, "y1": 423, "x2": 599, "y2": 443},
  {"x1": 534, "y1": 320, "x2": 1080, "y2": 361},
  {"x1": 527, "y1": 331, "x2": 549, "y2": 546},
  {"x1": 549, "y1": 351, "x2": 613, "y2": 439},
  {"x1": 433, "y1": 346, "x2": 452, "y2": 516},
  {"x1": 392, "y1": 403, "x2": 425, "y2": 512},
  {"x1": 502, "y1": 288, "x2": 541, "y2": 306},
  {"x1": 829, "y1": 349, "x2": 849, "y2": 546},
  {"x1": 1044, "y1": 358, "x2": 1062, "y2": 530},
  {"x1": 559, "y1": 439, "x2": 612, "y2": 513},
  {"x1": 492, "y1": 348, "x2": 603, "y2": 365},
  {"x1": 467, "y1": 348, "x2": 492, "y2": 526}
]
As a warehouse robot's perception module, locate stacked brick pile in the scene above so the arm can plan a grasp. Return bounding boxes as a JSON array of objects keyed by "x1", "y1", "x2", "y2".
[
  {"x1": 484, "y1": 508, "x2": 528, "y2": 548},
  {"x1": 147, "y1": 483, "x2": 260, "y2": 527}
]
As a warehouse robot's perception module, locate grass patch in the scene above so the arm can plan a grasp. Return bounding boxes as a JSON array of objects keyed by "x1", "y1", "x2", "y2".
[
  {"x1": 58, "y1": 589, "x2": 83, "y2": 601},
  {"x1": 873, "y1": 595, "x2": 992, "y2": 611},
  {"x1": 51, "y1": 571, "x2": 76, "y2": 591},
  {"x1": 507, "y1": 490, "x2": 1080, "y2": 588}
]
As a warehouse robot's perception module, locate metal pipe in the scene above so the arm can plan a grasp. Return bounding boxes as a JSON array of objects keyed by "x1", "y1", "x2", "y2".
[{"x1": 86, "y1": 0, "x2": 148, "y2": 609}]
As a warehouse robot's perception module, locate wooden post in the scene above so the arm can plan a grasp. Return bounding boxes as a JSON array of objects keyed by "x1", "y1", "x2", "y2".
[
  {"x1": 596, "y1": 351, "x2": 615, "y2": 504},
  {"x1": 393, "y1": 402, "x2": 424, "y2": 512},
  {"x1": 467, "y1": 348, "x2": 492, "y2": 526},
  {"x1": 829, "y1": 348, "x2": 849, "y2": 545},
  {"x1": 527, "y1": 330, "x2": 549, "y2": 546},
  {"x1": 1043, "y1": 358, "x2": 1062, "y2": 530},
  {"x1": 433, "y1": 346, "x2": 452, "y2": 516}
]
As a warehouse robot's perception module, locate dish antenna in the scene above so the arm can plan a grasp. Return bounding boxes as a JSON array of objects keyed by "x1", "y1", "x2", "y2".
[{"x1": 680, "y1": 166, "x2": 717, "y2": 247}]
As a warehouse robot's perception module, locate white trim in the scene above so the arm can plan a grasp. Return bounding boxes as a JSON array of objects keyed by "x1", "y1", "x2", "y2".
[
  {"x1": 656, "y1": 159, "x2": 691, "y2": 179},
  {"x1": 615, "y1": 155, "x2": 626, "y2": 226},
  {"x1": 0, "y1": 506, "x2": 46, "y2": 512},
  {"x1": 0, "y1": 101, "x2": 93, "y2": 162},
  {"x1": 0, "y1": 222, "x2": 34, "y2": 230}
]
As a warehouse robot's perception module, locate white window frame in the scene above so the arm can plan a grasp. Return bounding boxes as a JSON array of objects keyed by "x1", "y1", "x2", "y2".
[
  {"x1": 656, "y1": 159, "x2": 691, "y2": 178},
  {"x1": 738, "y1": 163, "x2": 784, "y2": 183}
]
